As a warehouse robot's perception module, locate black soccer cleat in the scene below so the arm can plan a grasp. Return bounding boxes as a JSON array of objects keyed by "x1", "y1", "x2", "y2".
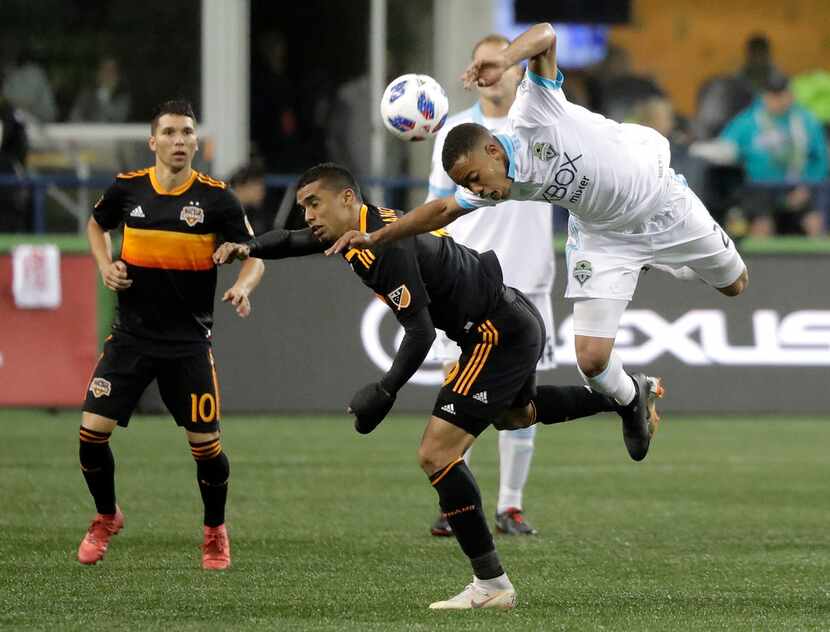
[
  {"x1": 495, "y1": 508, "x2": 538, "y2": 536},
  {"x1": 430, "y1": 513, "x2": 453, "y2": 537},
  {"x1": 618, "y1": 373, "x2": 665, "y2": 462}
]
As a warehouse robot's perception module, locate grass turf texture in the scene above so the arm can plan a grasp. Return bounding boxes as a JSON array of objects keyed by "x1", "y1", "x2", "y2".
[{"x1": 1, "y1": 410, "x2": 828, "y2": 631}]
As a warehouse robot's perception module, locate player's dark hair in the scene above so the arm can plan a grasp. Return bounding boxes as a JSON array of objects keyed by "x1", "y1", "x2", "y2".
[
  {"x1": 472, "y1": 34, "x2": 511, "y2": 58},
  {"x1": 150, "y1": 99, "x2": 197, "y2": 133},
  {"x1": 441, "y1": 123, "x2": 491, "y2": 174},
  {"x1": 296, "y1": 162, "x2": 363, "y2": 201},
  {"x1": 229, "y1": 161, "x2": 265, "y2": 188}
]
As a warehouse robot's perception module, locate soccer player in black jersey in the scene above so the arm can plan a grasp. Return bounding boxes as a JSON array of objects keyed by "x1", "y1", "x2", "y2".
[
  {"x1": 214, "y1": 163, "x2": 659, "y2": 608},
  {"x1": 78, "y1": 100, "x2": 264, "y2": 570}
]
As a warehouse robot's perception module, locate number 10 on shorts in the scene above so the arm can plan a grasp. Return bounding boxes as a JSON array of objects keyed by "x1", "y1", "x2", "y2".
[{"x1": 190, "y1": 393, "x2": 217, "y2": 423}]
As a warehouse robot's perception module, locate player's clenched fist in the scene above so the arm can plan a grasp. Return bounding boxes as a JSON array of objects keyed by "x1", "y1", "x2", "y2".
[
  {"x1": 100, "y1": 260, "x2": 132, "y2": 292},
  {"x1": 213, "y1": 242, "x2": 251, "y2": 265}
]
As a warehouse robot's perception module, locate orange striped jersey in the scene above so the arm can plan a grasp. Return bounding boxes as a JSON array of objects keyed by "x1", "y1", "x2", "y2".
[
  {"x1": 92, "y1": 166, "x2": 254, "y2": 342},
  {"x1": 344, "y1": 204, "x2": 504, "y2": 341}
]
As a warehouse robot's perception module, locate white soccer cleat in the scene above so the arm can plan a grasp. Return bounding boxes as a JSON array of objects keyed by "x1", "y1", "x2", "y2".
[{"x1": 428, "y1": 581, "x2": 517, "y2": 610}]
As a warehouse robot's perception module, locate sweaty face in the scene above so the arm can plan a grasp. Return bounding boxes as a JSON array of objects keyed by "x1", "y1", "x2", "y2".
[
  {"x1": 448, "y1": 141, "x2": 511, "y2": 201},
  {"x1": 297, "y1": 180, "x2": 355, "y2": 243},
  {"x1": 149, "y1": 114, "x2": 198, "y2": 172}
]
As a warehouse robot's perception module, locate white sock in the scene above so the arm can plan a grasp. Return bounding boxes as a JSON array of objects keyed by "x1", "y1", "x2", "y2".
[
  {"x1": 475, "y1": 572, "x2": 513, "y2": 591},
  {"x1": 496, "y1": 426, "x2": 536, "y2": 514},
  {"x1": 580, "y1": 351, "x2": 635, "y2": 406}
]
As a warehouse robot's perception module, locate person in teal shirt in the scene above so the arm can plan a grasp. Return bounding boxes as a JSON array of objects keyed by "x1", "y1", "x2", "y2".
[{"x1": 720, "y1": 73, "x2": 828, "y2": 236}]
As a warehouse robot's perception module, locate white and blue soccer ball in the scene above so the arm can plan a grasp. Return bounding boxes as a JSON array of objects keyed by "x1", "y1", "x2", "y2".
[{"x1": 380, "y1": 74, "x2": 449, "y2": 142}]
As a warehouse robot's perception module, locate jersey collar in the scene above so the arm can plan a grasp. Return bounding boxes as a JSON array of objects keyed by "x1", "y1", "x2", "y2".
[
  {"x1": 149, "y1": 167, "x2": 197, "y2": 195},
  {"x1": 494, "y1": 134, "x2": 516, "y2": 180}
]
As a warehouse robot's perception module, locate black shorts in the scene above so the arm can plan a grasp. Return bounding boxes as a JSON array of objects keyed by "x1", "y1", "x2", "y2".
[
  {"x1": 432, "y1": 287, "x2": 545, "y2": 437},
  {"x1": 83, "y1": 331, "x2": 221, "y2": 432}
]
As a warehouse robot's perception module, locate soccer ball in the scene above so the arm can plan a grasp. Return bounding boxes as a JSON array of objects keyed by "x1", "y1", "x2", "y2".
[{"x1": 380, "y1": 74, "x2": 449, "y2": 142}]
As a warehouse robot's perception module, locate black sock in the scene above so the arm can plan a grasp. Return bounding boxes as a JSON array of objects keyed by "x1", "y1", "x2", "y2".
[
  {"x1": 190, "y1": 438, "x2": 229, "y2": 527},
  {"x1": 532, "y1": 385, "x2": 618, "y2": 425},
  {"x1": 79, "y1": 426, "x2": 116, "y2": 515},
  {"x1": 429, "y1": 459, "x2": 503, "y2": 580}
]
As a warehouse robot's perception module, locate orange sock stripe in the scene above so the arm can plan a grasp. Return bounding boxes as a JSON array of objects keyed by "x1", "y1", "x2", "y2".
[
  {"x1": 453, "y1": 343, "x2": 485, "y2": 393},
  {"x1": 79, "y1": 427, "x2": 111, "y2": 443},
  {"x1": 191, "y1": 443, "x2": 223, "y2": 460},
  {"x1": 461, "y1": 343, "x2": 493, "y2": 395},
  {"x1": 430, "y1": 457, "x2": 465, "y2": 487},
  {"x1": 190, "y1": 440, "x2": 220, "y2": 452}
]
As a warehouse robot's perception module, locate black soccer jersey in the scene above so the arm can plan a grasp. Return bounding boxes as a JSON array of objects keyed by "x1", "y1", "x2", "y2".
[
  {"x1": 344, "y1": 204, "x2": 504, "y2": 341},
  {"x1": 93, "y1": 167, "x2": 253, "y2": 342}
]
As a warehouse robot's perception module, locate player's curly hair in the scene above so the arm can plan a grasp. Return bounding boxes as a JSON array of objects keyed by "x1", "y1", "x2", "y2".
[
  {"x1": 150, "y1": 99, "x2": 197, "y2": 133},
  {"x1": 296, "y1": 162, "x2": 362, "y2": 201},
  {"x1": 441, "y1": 123, "x2": 491, "y2": 174}
]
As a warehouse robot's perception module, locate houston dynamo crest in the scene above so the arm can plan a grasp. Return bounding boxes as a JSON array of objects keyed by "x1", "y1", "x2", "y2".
[
  {"x1": 180, "y1": 203, "x2": 204, "y2": 227},
  {"x1": 573, "y1": 260, "x2": 593, "y2": 286}
]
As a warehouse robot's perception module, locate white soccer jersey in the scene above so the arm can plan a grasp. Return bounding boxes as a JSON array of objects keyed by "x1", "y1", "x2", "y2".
[
  {"x1": 427, "y1": 103, "x2": 554, "y2": 294},
  {"x1": 454, "y1": 70, "x2": 672, "y2": 233}
]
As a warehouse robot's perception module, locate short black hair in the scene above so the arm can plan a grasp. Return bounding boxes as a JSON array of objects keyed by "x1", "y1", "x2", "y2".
[
  {"x1": 296, "y1": 162, "x2": 362, "y2": 201},
  {"x1": 441, "y1": 123, "x2": 490, "y2": 174},
  {"x1": 229, "y1": 161, "x2": 265, "y2": 188},
  {"x1": 746, "y1": 34, "x2": 770, "y2": 55},
  {"x1": 150, "y1": 99, "x2": 196, "y2": 133}
]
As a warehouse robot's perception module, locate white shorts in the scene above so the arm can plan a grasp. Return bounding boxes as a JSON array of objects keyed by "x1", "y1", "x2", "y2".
[
  {"x1": 426, "y1": 291, "x2": 557, "y2": 370},
  {"x1": 564, "y1": 173, "x2": 746, "y2": 301}
]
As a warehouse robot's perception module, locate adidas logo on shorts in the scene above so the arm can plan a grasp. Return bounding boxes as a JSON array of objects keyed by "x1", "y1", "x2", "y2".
[
  {"x1": 440, "y1": 403, "x2": 455, "y2": 415},
  {"x1": 472, "y1": 391, "x2": 488, "y2": 404},
  {"x1": 130, "y1": 205, "x2": 145, "y2": 218}
]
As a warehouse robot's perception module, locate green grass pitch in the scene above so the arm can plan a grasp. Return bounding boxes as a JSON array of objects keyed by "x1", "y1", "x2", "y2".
[{"x1": 1, "y1": 410, "x2": 828, "y2": 631}]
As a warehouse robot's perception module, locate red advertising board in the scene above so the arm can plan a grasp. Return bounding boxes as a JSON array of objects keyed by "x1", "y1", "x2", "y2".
[{"x1": 0, "y1": 254, "x2": 98, "y2": 406}]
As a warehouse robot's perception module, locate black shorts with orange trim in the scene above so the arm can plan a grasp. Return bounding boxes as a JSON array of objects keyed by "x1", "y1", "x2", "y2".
[
  {"x1": 432, "y1": 287, "x2": 545, "y2": 437},
  {"x1": 82, "y1": 331, "x2": 221, "y2": 432}
]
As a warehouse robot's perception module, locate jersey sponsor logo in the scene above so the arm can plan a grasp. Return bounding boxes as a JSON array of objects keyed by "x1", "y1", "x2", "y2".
[
  {"x1": 542, "y1": 152, "x2": 583, "y2": 202},
  {"x1": 130, "y1": 205, "x2": 145, "y2": 218},
  {"x1": 533, "y1": 142, "x2": 557, "y2": 162},
  {"x1": 472, "y1": 391, "x2": 488, "y2": 404},
  {"x1": 573, "y1": 260, "x2": 592, "y2": 286},
  {"x1": 89, "y1": 377, "x2": 112, "y2": 398},
  {"x1": 440, "y1": 403, "x2": 455, "y2": 415},
  {"x1": 180, "y1": 202, "x2": 204, "y2": 227},
  {"x1": 387, "y1": 285, "x2": 411, "y2": 311}
]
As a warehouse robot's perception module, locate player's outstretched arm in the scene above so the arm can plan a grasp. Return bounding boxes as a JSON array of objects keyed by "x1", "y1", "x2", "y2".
[
  {"x1": 213, "y1": 228, "x2": 325, "y2": 264},
  {"x1": 87, "y1": 216, "x2": 132, "y2": 292},
  {"x1": 326, "y1": 195, "x2": 466, "y2": 254},
  {"x1": 462, "y1": 23, "x2": 557, "y2": 88}
]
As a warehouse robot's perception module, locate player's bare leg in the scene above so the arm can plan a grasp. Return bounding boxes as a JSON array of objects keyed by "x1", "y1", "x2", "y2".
[
  {"x1": 420, "y1": 417, "x2": 517, "y2": 610},
  {"x1": 715, "y1": 267, "x2": 748, "y2": 297},
  {"x1": 78, "y1": 413, "x2": 124, "y2": 565},
  {"x1": 187, "y1": 429, "x2": 231, "y2": 570}
]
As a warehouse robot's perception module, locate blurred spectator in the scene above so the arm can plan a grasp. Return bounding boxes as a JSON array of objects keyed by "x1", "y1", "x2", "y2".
[
  {"x1": 719, "y1": 74, "x2": 828, "y2": 237},
  {"x1": 69, "y1": 56, "x2": 131, "y2": 123},
  {"x1": 229, "y1": 162, "x2": 270, "y2": 235},
  {"x1": 693, "y1": 34, "x2": 780, "y2": 140},
  {"x1": 737, "y1": 34, "x2": 781, "y2": 95},
  {"x1": 0, "y1": 97, "x2": 29, "y2": 232},
  {"x1": 2, "y1": 46, "x2": 57, "y2": 123},
  {"x1": 250, "y1": 31, "x2": 305, "y2": 172},
  {"x1": 586, "y1": 45, "x2": 663, "y2": 122}
]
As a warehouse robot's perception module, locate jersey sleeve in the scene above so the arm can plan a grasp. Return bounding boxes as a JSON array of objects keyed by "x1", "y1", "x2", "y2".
[
  {"x1": 453, "y1": 187, "x2": 496, "y2": 212},
  {"x1": 92, "y1": 182, "x2": 126, "y2": 230},
  {"x1": 217, "y1": 191, "x2": 255, "y2": 243},
  {"x1": 426, "y1": 126, "x2": 456, "y2": 202},
  {"x1": 356, "y1": 244, "x2": 430, "y2": 324},
  {"x1": 509, "y1": 69, "x2": 568, "y2": 128}
]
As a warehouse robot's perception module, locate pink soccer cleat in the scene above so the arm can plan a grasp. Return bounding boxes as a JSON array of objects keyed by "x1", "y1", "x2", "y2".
[
  {"x1": 77, "y1": 506, "x2": 124, "y2": 565},
  {"x1": 201, "y1": 524, "x2": 231, "y2": 570}
]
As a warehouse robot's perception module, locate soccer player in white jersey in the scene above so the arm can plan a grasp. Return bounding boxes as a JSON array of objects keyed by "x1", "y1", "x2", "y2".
[
  {"x1": 426, "y1": 34, "x2": 555, "y2": 539},
  {"x1": 330, "y1": 23, "x2": 748, "y2": 460}
]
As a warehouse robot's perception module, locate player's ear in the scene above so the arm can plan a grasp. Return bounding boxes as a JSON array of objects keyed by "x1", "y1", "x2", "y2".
[{"x1": 148, "y1": 135, "x2": 157, "y2": 153}]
